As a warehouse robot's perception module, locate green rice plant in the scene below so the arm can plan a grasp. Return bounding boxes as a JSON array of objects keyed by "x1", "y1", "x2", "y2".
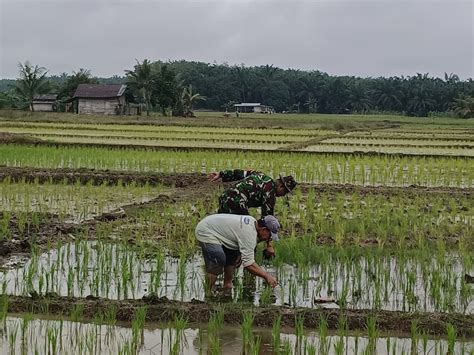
[
  {"x1": 366, "y1": 316, "x2": 378, "y2": 354},
  {"x1": 410, "y1": 320, "x2": 419, "y2": 355},
  {"x1": 241, "y1": 310, "x2": 255, "y2": 352},
  {"x1": 208, "y1": 308, "x2": 224, "y2": 355},
  {"x1": 333, "y1": 335, "x2": 345, "y2": 355},
  {"x1": 8, "y1": 321, "x2": 19, "y2": 354},
  {"x1": 170, "y1": 313, "x2": 188, "y2": 355},
  {"x1": 318, "y1": 316, "x2": 330, "y2": 355},
  {"x1": 104, "y1": 305, "x2": 118, "y2": 326},
  {"x1": 295, "y1": 314, "x2": 305, "y2": 353},
  {"x1": 259, "y1": 285, "x2": 274, "y2": 305},
  {"x1": 446, "y1": 323, "x2": 456, "y2": 355},
  {"x1": 271, "y1": 315, "x2": 282, "y2": 352},
  {"x1": 131, "y1": 306, "x2": 147, "y2": 352},
  {"x1": 249, "y1": 335, "x2": 262, "y2": 355},
  {"x1": 20, "y1": 313, "x2": 33, "y2": 350},
  {"x1": 70, "y1": 303, "x2": 84, "y2": 322}
]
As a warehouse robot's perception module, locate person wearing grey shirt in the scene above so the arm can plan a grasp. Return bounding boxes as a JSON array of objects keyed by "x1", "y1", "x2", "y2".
[{"x1": 195, "y1": 214, "x2": 280, "y2": 293}]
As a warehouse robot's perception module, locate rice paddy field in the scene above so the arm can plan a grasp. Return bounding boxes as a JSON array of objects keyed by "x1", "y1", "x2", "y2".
[{"x1": 0, "y1": 110, "x2": 472, "y2": 354}]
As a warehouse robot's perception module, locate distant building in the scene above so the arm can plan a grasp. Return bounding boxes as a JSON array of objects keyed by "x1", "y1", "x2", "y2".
[
  {"x1": 73, "y1": 84, "x2": 127, "y2": 115},
  {"x1": 32, "y1": 94, "x2": 57, "y2": 112},
  {"x1": 234, "y1": 103, "x2": 274, "y2": 114}
]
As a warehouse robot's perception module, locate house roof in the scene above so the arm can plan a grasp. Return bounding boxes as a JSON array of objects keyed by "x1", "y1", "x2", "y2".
[
  {"x1": 234, "y1": 103, "x2": 262, "y2": 107},
  {"x1": 33, "y1": 94, "x2": 58, "y2": 101},
  {"x1": 73, "y1": 84, "x2": 126, "y2": 98}
]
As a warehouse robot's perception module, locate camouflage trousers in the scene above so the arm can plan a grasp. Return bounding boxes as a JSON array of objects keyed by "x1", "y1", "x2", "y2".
[{"x1": 217, "y1": 189, "x2": 249, "y2": 215}]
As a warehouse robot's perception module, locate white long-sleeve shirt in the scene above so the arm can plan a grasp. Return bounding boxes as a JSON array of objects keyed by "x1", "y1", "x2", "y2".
[{"x1": 195, "y1": 214, "x2": 257, "y2": 267}]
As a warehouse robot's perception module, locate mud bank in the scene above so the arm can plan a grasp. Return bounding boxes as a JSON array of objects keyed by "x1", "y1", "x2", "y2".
[
  {"x1": 0, "y1": 167, "x2": 209, "y2": 188},
  {"x1": 0, "y1": 167, "x2": 471, "y2": 196},
  {"x1": 4, "y1": 294, "x2": 473, "y2": 337}
]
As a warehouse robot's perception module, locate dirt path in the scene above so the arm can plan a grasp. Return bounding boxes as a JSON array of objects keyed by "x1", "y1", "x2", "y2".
[
  {"x1": 1, "y1": 167, "x2": 471, "y2": 196},
  {"x1": 4, "y1": 294, "x2": 473, "y2": 337}
]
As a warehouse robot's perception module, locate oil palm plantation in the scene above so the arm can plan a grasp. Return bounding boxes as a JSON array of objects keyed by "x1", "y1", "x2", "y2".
[
  {"x1": 15, "y1": 61, "x2": 49, "y2": 111},
  {"x1": 453, "y1": 96, "x2": 474, "y2": 118}
]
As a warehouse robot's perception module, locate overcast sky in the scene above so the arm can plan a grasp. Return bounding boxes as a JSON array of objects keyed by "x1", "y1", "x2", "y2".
[{"x1": 1, "y1": 0, "x2": 472, "y2": 79}]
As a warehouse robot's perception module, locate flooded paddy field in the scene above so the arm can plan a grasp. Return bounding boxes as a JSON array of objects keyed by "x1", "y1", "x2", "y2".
[
  {"x1": 2, "y1": 315, "x2": 473, "y2": 355},
  {"x1": 0, "y1": 115, "x2": 473, "y2": 353},
  {"x1": 0, "y1": 240, "x2": 472, "y2": 315}
]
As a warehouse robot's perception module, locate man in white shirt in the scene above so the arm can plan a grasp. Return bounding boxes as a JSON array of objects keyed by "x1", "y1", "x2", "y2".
[{"x1": 195, "y1": 214, "x2": 280, "y2": 293}]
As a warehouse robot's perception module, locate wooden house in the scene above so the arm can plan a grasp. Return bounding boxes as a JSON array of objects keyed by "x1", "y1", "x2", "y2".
[
  {"x1": 73, "y1": 84, "x2": 127, "y2": 115},
  {"x1": 32, "y1": 94, "x2": 57, "y2": 112}
]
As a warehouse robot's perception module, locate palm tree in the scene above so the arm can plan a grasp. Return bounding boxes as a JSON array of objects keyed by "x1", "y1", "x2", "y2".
[
  {"x1": 453, "y1": 96, "x2": 474, "y2": 118},
  {"x1": 180, "y1": 85, "x2": 206, "y2": 117},
  {"x1": 407, "y1": 84, "x2": 436, "y2": 116},
  {"x1": 304, "y1": 93, "x2": 318, "y2": 113},
  {"x1": 125, "y1": 59, "x2": 155, "y2": 115},
  {"x1": 371, "y1": 79, "x2": 402, "y2": 112},
  {"x1": 346, "y1": 82, "x2": 372, "y2": 113},
  {"x1": 15, "y1": 61, "x2": 49, "y2": 111}
]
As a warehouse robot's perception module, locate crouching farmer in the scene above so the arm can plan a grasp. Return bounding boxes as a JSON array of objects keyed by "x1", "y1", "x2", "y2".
[{"x1": 195, "y1": 214, "x2": 280, "y2": 293}]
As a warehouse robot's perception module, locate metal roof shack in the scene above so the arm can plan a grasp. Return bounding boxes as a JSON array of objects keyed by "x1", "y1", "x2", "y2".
[
  {"x1": 33, "y1": 94, "x2": 58, "y2": 102},
  {"x1": 73, "y1": 84, "x2": 126, "y2": 99},
  {"x1": 32, "y1": 94, "x2": 57, "y2": 112},
  {"x1": 234, "y1": 102, "x2": 274, "y2": 114},
  {"x1": 73, "y1": 84, "x2": 127, "y2": 115}
]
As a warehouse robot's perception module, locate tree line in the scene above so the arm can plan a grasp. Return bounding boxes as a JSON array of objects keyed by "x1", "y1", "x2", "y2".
[{"x1": 0, "y1": 60, "x2": 473, "y2": 118}]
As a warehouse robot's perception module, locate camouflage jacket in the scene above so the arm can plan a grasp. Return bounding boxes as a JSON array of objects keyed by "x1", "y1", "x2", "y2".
[{"x1": 219, "y1": 169, "x2": 276, "y2": 216}]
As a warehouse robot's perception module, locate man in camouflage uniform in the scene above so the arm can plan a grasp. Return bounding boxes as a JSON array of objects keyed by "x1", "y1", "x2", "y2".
[{"x1": 208, "y1": 169, "x2": 297, "y2": 257}]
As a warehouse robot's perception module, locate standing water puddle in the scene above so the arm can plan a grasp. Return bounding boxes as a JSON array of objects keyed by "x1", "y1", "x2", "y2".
[
  {"x1": 1, "y1": 241, "x2": 472, "y2": 314},
  {"x1": 1, "y1": 316, "x2": 472, "y2": 355}
]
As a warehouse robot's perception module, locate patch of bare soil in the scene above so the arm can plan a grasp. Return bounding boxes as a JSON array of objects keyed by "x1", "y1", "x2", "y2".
[
  {"x1": 0, "y1": 212, "x2": 74, "y2": 259},
  {"x1": 0, "y1": 167, "x2": 209, "y2": 188},
  {"x1": 1, "y1": 167, "x2": 471, "y2": 196},
  {"x1": 4, "y1": 294, "x2": 473, "y2": 337},
  {"x1": 0, "y1": 132, "x2": 40, "y2": 144}
]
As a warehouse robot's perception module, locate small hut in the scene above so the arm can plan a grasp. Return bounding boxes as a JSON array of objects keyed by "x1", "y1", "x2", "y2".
[
  {"x1": 32, "y1": 94, "x2": 57, "y2": 112},
  {"x1": 234, "y1": 103, "x2": 274, "y2": 114},
  {"x1": 73, "y1": 84, "x2": 127, "y2": 115}
]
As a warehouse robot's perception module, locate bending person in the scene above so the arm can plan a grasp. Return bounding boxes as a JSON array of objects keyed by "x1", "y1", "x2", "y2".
[{"x1": 195, "y1": 213, "x2": 280, "y2": 293}]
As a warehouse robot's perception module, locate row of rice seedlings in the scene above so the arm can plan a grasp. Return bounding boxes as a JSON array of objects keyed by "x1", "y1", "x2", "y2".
[
  {"x1": 300, "y1": 144, "x2": 473, "y2": 157},
  {"x1": 0, "y1": 120, "x2": 335, "y2": 137},
  {"x1": 28, "y1": 134, "x2": 285, "y2": 150},
  {"x1": 0, "y1": 308, "x2": 149, "y2": 354},
  {"x1": 1, "y1": 312, "x2": 470, "y2": 354},
  {"x1": 0, "y1": 126, "x2": 314, "y2": 144},
  {"x1": 324, "y1": 137, "x2": 474, "y2": 147},
  {"x1": 1, "y1": 145, "x2": 472, "y2": 187},
  {"x1": 349, "y1": 130, "x2": 474, "y2": 141},
  {"x1": 1, "y1": 236, "x2": 471, "y2": 313},
  {"x1": 274, "y1": 238, "x2": 474, "y2": 313},
  {"x1": 266, "y1": 314, "x2": 472, "y2": 354},
  {"x1": 277, "y1": 189, "x2": 473, "y2": 248},
  {"x1": 0, "y1": 178, "x2": 163, "y2": 226}
]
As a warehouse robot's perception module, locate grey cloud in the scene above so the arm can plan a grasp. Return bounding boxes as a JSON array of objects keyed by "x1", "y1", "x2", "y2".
[{"x1": 1, "y1": 0, "x2": 472, "y2": 79}]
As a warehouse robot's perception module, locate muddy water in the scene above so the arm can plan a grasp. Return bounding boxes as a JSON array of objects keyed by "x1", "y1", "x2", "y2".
[
  {"x1": 1, "y1": 316, "x2": 472, "y2": 355},
  {"x1": 1, "y1": 241, "x2": 472, "y2": 314}
]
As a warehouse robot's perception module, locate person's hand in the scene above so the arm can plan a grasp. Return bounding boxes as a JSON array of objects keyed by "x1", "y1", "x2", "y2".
[
  {"x1": 208, "y1": 172, "x2": 221, "y2": 182},
  {"x1": 263, "y1": 246, "x2": 275, "y2": 259},
  {"x1": 265, "y1": 274, "x2": 278, "y2": 288}
]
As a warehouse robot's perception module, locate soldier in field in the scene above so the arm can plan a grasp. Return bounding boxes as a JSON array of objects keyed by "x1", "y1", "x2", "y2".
[{"x1": 208, "y1": 169, "x2": 297, "y2": 257}]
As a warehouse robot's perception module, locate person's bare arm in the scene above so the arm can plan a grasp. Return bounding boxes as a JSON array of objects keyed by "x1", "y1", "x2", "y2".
[
  {"x1": 245, "y1": 262, "x2": 277, "y2": 287},
  {"x1": 208, "y1": 172, "x2": 221, "y2": 182}
]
